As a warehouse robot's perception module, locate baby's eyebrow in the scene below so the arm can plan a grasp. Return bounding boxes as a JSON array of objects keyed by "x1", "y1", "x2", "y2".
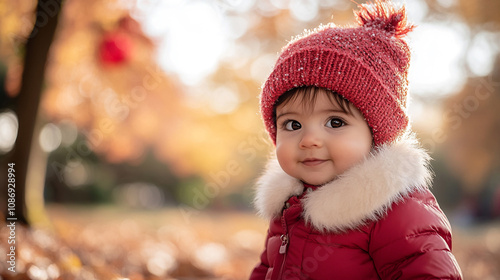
[
  {"x1": 322, "y1": 108, "x2": 347, "y2": 114},
  {"x1": 276, "y1": 111, "x2": 295, "y2": 121},
  {"x1": 276, "y1": 108, "x2": 348, "y2": 120}
]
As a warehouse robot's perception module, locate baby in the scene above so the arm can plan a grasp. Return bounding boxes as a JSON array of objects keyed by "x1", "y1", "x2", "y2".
[{"x1": 250, "y1": 1, "x2": 463, "y2": 279}]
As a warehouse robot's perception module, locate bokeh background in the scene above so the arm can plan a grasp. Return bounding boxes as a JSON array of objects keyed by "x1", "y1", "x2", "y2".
[{"x1": 0, "y1": 0, "x2": 499, "y2": 279}]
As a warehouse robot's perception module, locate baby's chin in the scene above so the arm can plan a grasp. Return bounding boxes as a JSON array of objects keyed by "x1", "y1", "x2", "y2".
[{"x1": 301, "y1": 176, "x2": 338, "y2": 187}]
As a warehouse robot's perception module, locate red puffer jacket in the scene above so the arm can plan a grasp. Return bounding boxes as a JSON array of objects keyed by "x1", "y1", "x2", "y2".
[{"x1": 250, "y1": 139, "x2": 462, "y2": 279}]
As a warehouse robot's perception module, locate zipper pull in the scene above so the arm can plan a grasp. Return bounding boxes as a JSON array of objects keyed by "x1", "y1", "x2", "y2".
[{"x1": 279, "y1": 234, "x2": 288, "y2": 254}]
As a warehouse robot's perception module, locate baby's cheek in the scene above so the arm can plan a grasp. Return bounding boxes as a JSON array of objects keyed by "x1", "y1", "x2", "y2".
[
  {"x1": 276, "y1": 144, "x2": 295, "y2": 175},
  {"x1": 336, "y1": 141, "x2": 371, "y2": 172},
  {"x1": 275, "y1": 140, "x2": 287, "y2": 161},
  {"x1": 347, "y1": 132, "x2": 372, "y2": 158}
]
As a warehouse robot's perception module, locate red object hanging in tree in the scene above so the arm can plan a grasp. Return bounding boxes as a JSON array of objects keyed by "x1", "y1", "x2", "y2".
[{"x1": 98, "y1": 31, "x2": 132, "y2": 65}]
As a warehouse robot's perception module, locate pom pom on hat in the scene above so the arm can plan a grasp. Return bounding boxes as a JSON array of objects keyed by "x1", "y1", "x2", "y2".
[
  {"x1": 260, "y1": 0, "x2": 415, "y2": 146},
  {"x1": 355, "y1": 0, "x2": 415, "y2": 38}
]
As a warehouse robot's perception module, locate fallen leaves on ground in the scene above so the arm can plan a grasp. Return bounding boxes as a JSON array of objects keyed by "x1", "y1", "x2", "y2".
[{"x1": 0, "y1": 205, "x2": 267, "y2": 280}]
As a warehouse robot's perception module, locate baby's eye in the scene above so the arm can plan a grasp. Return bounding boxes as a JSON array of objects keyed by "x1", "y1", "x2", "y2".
[
  {"x1": 326, "y1": 118, "x2": 345, "y2": 128},
  {"x1": 284, "y1": 120, "x2": 302, "y2": 131}
]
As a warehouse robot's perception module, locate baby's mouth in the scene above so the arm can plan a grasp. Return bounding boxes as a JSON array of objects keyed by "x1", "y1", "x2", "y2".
[{"x1": 301, "y1": 158, "x2": 328, "y2": 166}]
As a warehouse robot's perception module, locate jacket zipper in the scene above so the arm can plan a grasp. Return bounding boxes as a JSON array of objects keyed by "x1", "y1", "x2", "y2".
[
  {"x1": 279, "y1": 234, "x2": 289, "y2": 254},
  {"x1": 278, "y1": 235, "x2": 287, "y2": 279},
  {"x1": 277, "y1": 208, "x2": 298, "y2": 279},
  {"x1": 278, "y1": 234, "x2": 288, "y2": 278}
]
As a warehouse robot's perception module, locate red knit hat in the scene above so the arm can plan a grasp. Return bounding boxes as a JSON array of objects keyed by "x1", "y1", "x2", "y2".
[{"x1": 260, "y1": 0, "x2": 415, "y2": 146}]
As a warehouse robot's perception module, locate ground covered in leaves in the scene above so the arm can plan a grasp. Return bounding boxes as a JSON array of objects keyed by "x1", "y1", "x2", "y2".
[{"x1": 1, "y1": 205, "x2": 500, "y2": 279}]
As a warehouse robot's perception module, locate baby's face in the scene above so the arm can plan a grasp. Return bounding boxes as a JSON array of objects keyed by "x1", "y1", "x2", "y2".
[{"x1": 275, "y1": 89, "x2": 372, "y2": 186}]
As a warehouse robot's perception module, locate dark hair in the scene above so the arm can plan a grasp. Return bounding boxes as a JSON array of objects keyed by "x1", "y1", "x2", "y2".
[{"x1": 273, "y1": 86, "x2": 354, "y2": 124}]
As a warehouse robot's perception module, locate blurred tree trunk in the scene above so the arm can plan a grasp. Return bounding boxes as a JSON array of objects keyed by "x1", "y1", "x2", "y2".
[{"x1": 1, "y1": 0, "x2": 63, "y2": 225}]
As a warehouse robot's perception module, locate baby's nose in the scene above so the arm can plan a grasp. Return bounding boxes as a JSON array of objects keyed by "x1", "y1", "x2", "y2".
[{"x1": 299, "y1": 128, "x2": 323, "y2": 149}]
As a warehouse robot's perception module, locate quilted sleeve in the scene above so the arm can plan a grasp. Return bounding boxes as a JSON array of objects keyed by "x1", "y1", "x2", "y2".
[{"x1": 369, "y1": 189, "x2": 463, "y2": 279}]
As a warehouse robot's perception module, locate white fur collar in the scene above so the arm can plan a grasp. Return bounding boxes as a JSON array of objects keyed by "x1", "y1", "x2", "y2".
[{"x1": 254, "y1": 136, "x2": 432, "y2": 233}]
